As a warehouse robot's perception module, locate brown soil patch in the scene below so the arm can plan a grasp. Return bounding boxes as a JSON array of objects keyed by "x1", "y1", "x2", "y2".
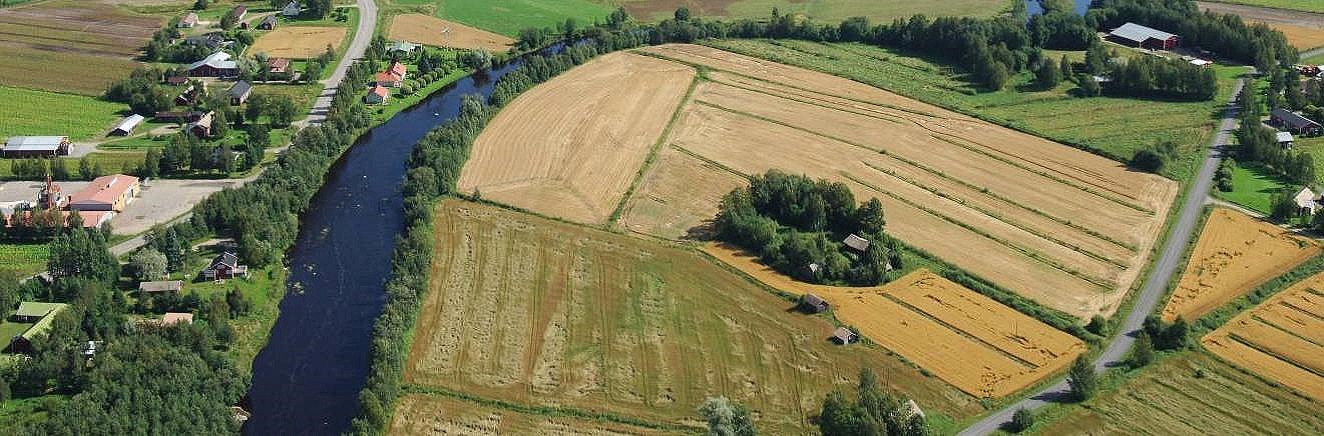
[
  {"x1": 703, "y1": 244, "x2": 1085, "y2": 398},
  {"x1": 249, "y1": 26, "x2": 348, "y2": 59},
  {"x1": 1203, "y1": 272, "x2": 1324, "y2": 401},
  {"x1": 403, "y1": 200, "x2": 981, "y2": 433},
  {"x1": 0, "y1": 0, "x2": 162, "y2": 94},
  {"x1": 388, "y1": 14, "x2": 515, "y2": 52},
  {"x1": 1161, "y1": 208, "x2": 1319, "y2": 322},
  {"x1": 458, "y1": 52, "x2": 696, "y2": 224}
]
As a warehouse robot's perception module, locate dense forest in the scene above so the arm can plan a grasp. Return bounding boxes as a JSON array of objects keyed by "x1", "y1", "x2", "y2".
[{"x1": 715, "y1": 171, "x2": 896, "y2": 285}]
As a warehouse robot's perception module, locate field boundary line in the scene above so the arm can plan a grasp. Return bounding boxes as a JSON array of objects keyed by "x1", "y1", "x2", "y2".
[
  {"x1": 607, "y1": 70, "x2": 702, "y2": 226},
  {"x1": 875, "y1": 291, "x2": 1041, "y2": 369},
  {"x1": 1279, "y1": 301, "x2": 1324, "y2": 321},
  {"x1": 669, "y1": 144, "x2": 751, "y2": 180},
  {"x1": 1251, "y1": 313, "x2": 1324, "y2": 347},
  {"x1": 399, "y1": 384, "x2": 704, "y2": 433},
  {"x1": 688, "y1": 99, "x2": 1118, "y2": 289},
  {"x1": 862, "y1": 162, "x2": 1132, "y2": 268},
  {"x1": 705, "y1": 76, "x2": 910, "y2": 125},
  {"x1": 841, "y1": 173, "x2": 1115, "y2": 290}
]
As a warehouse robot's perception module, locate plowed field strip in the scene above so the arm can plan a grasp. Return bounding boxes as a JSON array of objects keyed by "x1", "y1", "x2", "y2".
[
  {"x1": 861, "y1": 162, "x2": 1131, "y2": 267},
  {"x1": 882, "y1": 277, "x2": 1084, "y2": 367},
  {"x1": 1255, "y1": 304, "x2": 1324, "y2": 345},
  {"x1": 841, "y1": 172, "x2": 1114, "y2": 289},
  {"x1": 1204, "y1": 334, "x2": 1324, "y2": 401},
  {"x1": 1227, "y1": 319, "x2": 1324, "y2": 375}
]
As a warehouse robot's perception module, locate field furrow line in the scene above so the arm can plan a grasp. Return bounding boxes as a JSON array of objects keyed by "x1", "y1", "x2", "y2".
[
  {"x1": 875, "y1": 292, "x2": 1040, "y2": 368},
  {"x1": 609, "y1": 73, "x2": 702, "y2": 225}
]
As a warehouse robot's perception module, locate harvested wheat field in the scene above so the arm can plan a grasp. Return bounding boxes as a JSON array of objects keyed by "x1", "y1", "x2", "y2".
[
  {"x1": 403, "y1": 200, "x2": 980, "y2": 433},
  {"x1": 1161, "y1": 208, "x2": 1319, "y2": 322},
  {"x1": 703, "y1": 244, "x2": 1084, "y2": 398},
  {"x1": 458, "y1": 52, "x2": 695, "y2": 224},
  {"x1": 1203, "y1": 271, "x2": 1324, "y2": 401},
  {"x1": 1268, "y1": 22, "x2": 1324, "y2": 49},
  {"x1": 388, "y1": 14, "x2": 515, "y2": 52},
  {"x1": 618, "y1": 147, "x2": 747, "y2": 239},
  {"x1": 249, "y1": 26, "x2": 348, "y2": 59},
  {"x1": 617, "y1": 44, "x2": 1176, "y2": 318},
  {"x1": 389, "y1": 394, "x2": 673, "y2": 435}
]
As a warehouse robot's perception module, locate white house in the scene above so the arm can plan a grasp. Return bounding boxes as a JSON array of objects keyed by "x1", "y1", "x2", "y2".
[
  {"x1": 1294, "y1": 187, "x2": 1317, "y2": 215},
  {"x1": 282, "y1": 1, "x2": 301, "y2": 17}
]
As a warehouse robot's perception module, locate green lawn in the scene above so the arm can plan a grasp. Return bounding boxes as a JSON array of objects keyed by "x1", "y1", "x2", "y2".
[
  {"x1": 1200, "y1": 0, "x2": 1324, "y2": 13},
  {"x1": 0, "y1": 395, "x2": 65, "y2": 430},
  {"x1": 1216, "y1": 162, "x2": 1289, "y2": 214},
  {"x1": 430, "y1": 0, "x2": 615, "y2": 36},
  {"x1": 1293, "y1": 135, "x2": 1324, "y2": 184},
  {"x1": 1303, "y1": 52, "x2": 1324, "y2": 65},
  {"x1": 0, "y1": 86, "x2": 126, "y2": 141},
  {"x1": 0, "y1": 243, "x2": 48, "y2": 278},
  {"x1": 701, "y1": 39, "x2": 1244, "y2": 183}
]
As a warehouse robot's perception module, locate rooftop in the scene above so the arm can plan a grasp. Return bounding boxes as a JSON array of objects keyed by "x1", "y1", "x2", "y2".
[
  {"x1": 1109, "y1": 22, "x2": 1177, "y2": 43},
  {"x1": 69, "y1": 174, "x2": 138, "y2": 206},
  {"x1": 138, "y1": 280, "x2": 184, "y2": 293},
  {"x1": 188, "y1": 51, "x2": 237, "y2": 71},
  {"x1": 114, "y1": 114, "x2": 145, "y2": 132},
  {"x1": 4, "y1": 136, "x2": 67, "y2": 152}
]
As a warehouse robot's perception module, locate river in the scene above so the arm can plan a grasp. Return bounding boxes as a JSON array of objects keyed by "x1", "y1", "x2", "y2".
[
  {"x1": 1026, "y1": 0, "x2": 1093, "y2": 16},
  {"x1": 241, "y1": 61, "x2": 524, "y2": 435}
]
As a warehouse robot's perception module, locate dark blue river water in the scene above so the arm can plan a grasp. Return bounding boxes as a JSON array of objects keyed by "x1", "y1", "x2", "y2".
[{"x1": 242, "y1": 61, "x2": 523, "y2": 435}]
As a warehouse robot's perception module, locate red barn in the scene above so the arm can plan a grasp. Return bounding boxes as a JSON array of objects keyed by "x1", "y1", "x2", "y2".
[{"x1": 1108, "y1": 23, "x2": 1179, "y2": 51}]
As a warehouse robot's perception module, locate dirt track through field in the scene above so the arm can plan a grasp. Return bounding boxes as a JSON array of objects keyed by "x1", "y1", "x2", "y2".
[
  {"x1": 458, "y1": 52, "x2": 695, "y2": 224},
  {"x1": 1161, "y1": 208, "x2": 1319, "y2": 321},
  {"x1": 404, "y1": 201, "x2": 979, "y2": 432},
  {"x1": 1204, "y1": 271, "x2": 1324, "y2": 401},
  {"x1": 388, "y1": 14, "x2": 514, "y2": 52}
]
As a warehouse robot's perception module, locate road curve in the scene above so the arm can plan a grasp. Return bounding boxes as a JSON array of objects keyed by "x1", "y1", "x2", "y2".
[
  {"x1": 109, "y1": 1, "x2": 378, "y2": 257},
  {"x1": 958, "y1": 77, "x2": 1247, "y2": 435}
]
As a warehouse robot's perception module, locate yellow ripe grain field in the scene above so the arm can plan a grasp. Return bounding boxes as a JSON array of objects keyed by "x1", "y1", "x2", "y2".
[
  {"x1": 1203, "y1": 271, "x2": 1324, "y2": 402},
  {"x1": 703, "y1": 244, "x2": 1084, "y2": 398},
  {"x1": 249, "y1": 26, "x2": 349, "y2": 59},
  {"x1": 403, "y1": 200, "x2": 980, "y2": 433},
  {"x1": 458, "y1": 52, "x2": 696, "y2": 224},
  {"x1": 1162, "y1": 208, "x2": 1319, "y2": 322},
  {"x1": 388, "y1": 14, "x2": 515, "y2": 52}
]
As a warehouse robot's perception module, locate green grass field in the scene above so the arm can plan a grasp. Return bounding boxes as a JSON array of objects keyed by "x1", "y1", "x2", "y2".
[
  {"x1": 0, "y1": 243, "x2": 48, "y2": 278},
  {"x1": 612, "y1": 0, "x2": 1008, "y2": 22},
  {"x1": 0, "y1": 86, "x2": 125, "y2": 141},
  {"x1": 408, "y1": 0, "x2": 615, "y2": 36},
  {"x1": 1201, "y1": 0, "x2": 1324, "y2": 13},
  {"x1": 1293, "y1": 135, "x2": 1324, "y2": 184},
  {"x1": 1216, "y1": 162, "x2": 1289, "y2": 214},
  {"x1": 703, "y1": 39, "x2": 1243, "y2": 183},
  {"x1": 1035, "y1": 352, "x2": 1324, "y2": 434}
]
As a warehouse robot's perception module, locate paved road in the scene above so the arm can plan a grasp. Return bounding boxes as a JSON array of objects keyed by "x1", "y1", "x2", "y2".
[
  {"x1": 107, "y1": 1, "x2": 377, "y2": 258},
  {"x1": 958, "y1": 77, "x2": 1247, "y2": 436},
  {"x1": 304, "y1": 0, "x2": 377, "y2": 126}
]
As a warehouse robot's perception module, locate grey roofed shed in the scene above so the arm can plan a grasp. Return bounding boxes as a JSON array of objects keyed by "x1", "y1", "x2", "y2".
[
  {"x1": 1108, "y1": 22, "x2": 1176, "y2": 44},
  {"x1": 843, "y1": 234, "x2": 870, "y2": 252},
  {"x1": 138, "y1": 280, "x2": 184, "y2": 293},
  {"x1": 228, "y1": 80, "x2": 252, "y2": 98},
  {"x1": 111, "y1": 114, "x2": 145, "y2": 135},
  {"x1": 1272, "y1": 108, "x2": 1322, "y2": 131}
]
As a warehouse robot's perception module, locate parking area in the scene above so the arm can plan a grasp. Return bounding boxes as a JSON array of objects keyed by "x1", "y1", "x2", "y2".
[{"x1": 0, "y1": 178, "x2": 242, "y2": 235}]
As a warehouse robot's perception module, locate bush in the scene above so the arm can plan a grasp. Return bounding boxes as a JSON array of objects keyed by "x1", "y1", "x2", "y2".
[{"x1": 1009, "y1": 407, "x2": 1035, "y2": 433}]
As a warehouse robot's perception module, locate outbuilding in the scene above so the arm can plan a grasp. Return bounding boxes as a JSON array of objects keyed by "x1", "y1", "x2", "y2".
[
  {"x1": 1108, "y1": 22, "x2": 1179, "y2": 50},
  {"x1": 228, "y1": 80, "x2": 253, "y2": 105},
  {"x1": 843, "y1": 234, "x2": 870, "y2": 253},
  {"x1": 1295, "y1": 187, "x2": 1318, "y2": 215},
  {"x1": 110, "y1": 114, "x2": 145, "y2": 136},
  {"x1": 268, "y1": 57, "x2": 291, "y2": 75},
  {"x1": 138, "y1": 280, "x2": 184, "y2": 294},
  {"x1": 2, "y1": 136, "x2": 70, "y2": 158},
  {"x1": 365, "y1": 85, "x2": 390, "y2": 104},
  {"x1": 161, "y1": 312, "x2": 194, "y2": 326},
  {"x1": 1270, "y1": 108, "x2": 1324, "y2": 136},
  {"x1": 203, "y1": 252, "x2": 249, "y2": 280},
  {"x1": 68, "y1": 174, "x2": 139, "y2": 212},
  {"x1": 179, "y1": 12, "x2": 198, "y2": 28},
  {"x1": 1278, "y1": 131, "x2": 1295, "y2": 149},
  {"x1": 800, "y1": 293, "x2": 829, "y2": 313},
  {"x1": 188, "y1": 51, "x2": 239, "y2": 78},
  {"x1": 257, "y1": 15, "x2": 278, "y2": 31},
  {"x1": 282, "y1": 1, "x2": 302, "y2": 17},
  {"x1": 830, "y1": 327, "x2": 858, "y2": 345},
  {"x1": 188, "y1": 111, "x2": 216, "y2": 138}
]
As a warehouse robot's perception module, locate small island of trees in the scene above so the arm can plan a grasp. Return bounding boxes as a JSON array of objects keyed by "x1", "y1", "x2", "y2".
[{"x1": 715, "y1": 170, "x2": 898, "y2": 286}]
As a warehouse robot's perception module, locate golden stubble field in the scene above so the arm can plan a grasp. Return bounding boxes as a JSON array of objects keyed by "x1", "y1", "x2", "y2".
[
  {"x1": 457, "y1": 52, "x2": 696, "y2": 224},
  {"x1": 400, "y1": 200, "x2": 979, "y2": 433},
  {"x1": 388, "y1": 13, "x2": 515, "y2": 52},
  {"x1": 1162, "y1": 208, "x2": 1320, "y2": 322},
  {"x1": 249, "y1": 26, "x2": 348, "y2": 59},
  {"x1": 389, "y1": 394, "x2": 671, "y2": 435},
  {"x1": 704, "y1": 244, "x2": 1085, "y2": 398},
  {"x1": 460, "y1": 43, "x2": 1178, "y2": 319},
  {"x1": 1203, "y1": 271, "x2": 1324, "y2": 401}
]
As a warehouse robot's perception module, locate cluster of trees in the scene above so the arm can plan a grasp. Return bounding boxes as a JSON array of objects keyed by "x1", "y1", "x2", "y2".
[
  {"x1": 6, "y1": 157, "x2": 107, "y2": 182},
  {"x1": 698, "y1": 396, "x2": 756, "y2": 436},
  {"x1": 350, "y1": 36, "x2": 625, "y2": 433},
  {"x1": 818, "y1": 369, "x2": 927, "y2": 435},
  {"x1": 1129, "y1": 140, "x2": 1179, "y2": 173},
  {"x1": 1086, "y1": 0, "x2": 1296, "y2": 70},
  {"x1": 0, "y1": 223, "x2": 255, "y2": 433},
  {"x1": 1107, "y1": 55, "x2": 1218, "y2": 100},
  {"x1": 714, "y1": 171, "x2": 894, "y2": 285},
  {"x1": 105, "y1": 67, "x2": 177, "y2": 115},
  {"x1": 514, "y1": 18, "x2": 582, "y2": 51},
  {"x1": 1214, "y1": 159, "x2": 1235, "y2": 192},
  {"x1": 1233, "y1": 86, "x2": 1317, "y2": 187},
  {"x1": 0, "y1": 208, "x2": 94, "y2": 243}
]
